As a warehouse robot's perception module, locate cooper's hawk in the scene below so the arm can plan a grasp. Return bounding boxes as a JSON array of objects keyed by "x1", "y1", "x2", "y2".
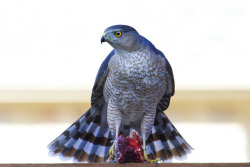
[{"x1": 48, "y1": 25, "x2": 192, "y2": 163}]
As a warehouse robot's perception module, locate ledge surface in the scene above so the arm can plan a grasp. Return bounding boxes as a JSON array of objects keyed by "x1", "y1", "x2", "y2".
[{"x1": 0, "y1": 163, "x2": 250, "y2": 167}]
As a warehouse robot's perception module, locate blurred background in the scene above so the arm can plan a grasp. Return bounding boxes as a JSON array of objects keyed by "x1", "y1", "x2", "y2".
[{"x1": 0, "y1": 0, "x2": 250, "y2": 163}]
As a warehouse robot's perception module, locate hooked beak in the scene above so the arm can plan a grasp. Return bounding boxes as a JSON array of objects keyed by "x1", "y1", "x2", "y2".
[{"x1": 101, "y1": 36, "x2": 106, "y2": 44}]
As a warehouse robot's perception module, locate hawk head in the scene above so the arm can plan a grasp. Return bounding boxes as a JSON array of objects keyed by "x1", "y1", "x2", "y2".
[{"x1": 101, "y1": 25, "x2": 141, "y2": 52}]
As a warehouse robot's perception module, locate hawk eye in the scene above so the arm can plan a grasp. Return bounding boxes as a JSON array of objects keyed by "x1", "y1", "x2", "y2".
[{"x1": 114, "y1": 31, "x2": 122, "y2": 37}]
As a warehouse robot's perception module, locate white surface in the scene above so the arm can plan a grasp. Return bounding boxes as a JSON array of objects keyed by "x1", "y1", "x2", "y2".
[
  {"x1": 0, "y1": 0, "x2": 250, "y2": 90},
  {"x1": 0, "y1": 122, "x2": 247, "y2": 163}
]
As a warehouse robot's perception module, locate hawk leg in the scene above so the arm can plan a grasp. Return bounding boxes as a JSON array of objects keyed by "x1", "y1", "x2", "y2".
[
  {"x1": 141, "y1": 106, "x2": 160, "y2": 163},
  {"x1": 107, "y1": 100, "x2": 121, "y2": 161},
  {"x1": 108, "y1": 125, "x2": 119, "y2": 159}
]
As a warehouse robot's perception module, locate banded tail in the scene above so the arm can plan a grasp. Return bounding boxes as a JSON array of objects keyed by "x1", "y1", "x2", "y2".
[
  {"x1": 146, "y1": 110, "x2": 193, "y2": 161},
  {"x1": 48, "y1": 101, "x2": 113, "y2": 162},
  {"x1": 48, "y1": 105, "x2": 192, "y2": 162}
]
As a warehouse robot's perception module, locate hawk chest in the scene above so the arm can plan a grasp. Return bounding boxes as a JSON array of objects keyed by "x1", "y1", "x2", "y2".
[{"x1": 104, "y1": 50, "x2": 166, "y2": 102}]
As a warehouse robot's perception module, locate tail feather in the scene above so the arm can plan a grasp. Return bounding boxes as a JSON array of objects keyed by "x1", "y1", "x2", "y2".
[
  {"x1": 147, "y1": 142, "x2": 156, "y2": 160},
  {"x1": 73, "y1": 129, "x2": 111, "y2": 162},
  {"x1": 146, "y1": 111, "x2": 192, "y2": 161},
  {"x1": 48, "y1": 104, "x2": 112, "y2": 163},
  {"x1": 48, "y1": 106, "x2": 96, "y2": 151},
  {"x1": 48, "y1": 102, "x2": 191, "y2": 162},
  {"x1": 151, "y1": 129, "x2": 173, "y2": 160}
]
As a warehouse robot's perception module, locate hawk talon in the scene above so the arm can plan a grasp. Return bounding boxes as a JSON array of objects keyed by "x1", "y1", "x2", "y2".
[
  {"x1": 143, "y1": 149, "x2": 160, "y2": 163},
  {"x1": 106, "y1": 142, "x2": 116, "y2": 162},
  {"x1": 109, "y1": 142, "x2": 115, "y2": 159}
]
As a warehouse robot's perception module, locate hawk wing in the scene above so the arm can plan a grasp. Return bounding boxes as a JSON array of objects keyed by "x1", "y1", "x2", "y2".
[
  {"x1": 91, "y1": 50, "x2": 115, "y2": 105},
  {"x1": 156, "y1": 49, "x2": 175, "y2": 112},
  {"x1": 140, "y1": 35, "x2": 175, "y2": 112}
]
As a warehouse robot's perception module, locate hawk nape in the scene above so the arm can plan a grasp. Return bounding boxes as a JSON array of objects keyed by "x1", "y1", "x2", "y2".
[{"x1": 48, "y1": 25, "x2": 192, "y2": 163}]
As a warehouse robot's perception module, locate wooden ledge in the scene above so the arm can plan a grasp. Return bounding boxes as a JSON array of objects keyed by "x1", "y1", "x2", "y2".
[{"x1": 0, "y1": 163, "x2": 249, "y2": 167}]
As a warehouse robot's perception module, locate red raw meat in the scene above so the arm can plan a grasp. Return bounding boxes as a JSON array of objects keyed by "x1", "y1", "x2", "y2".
[{"x1": 115, "y1": 130, "x2": 144, "y2": 163}]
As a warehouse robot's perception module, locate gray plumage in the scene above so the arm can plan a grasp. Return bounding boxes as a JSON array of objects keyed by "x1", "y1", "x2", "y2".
[{"x1": 48, "y1": 25, "x2": 192, "y2": 162}]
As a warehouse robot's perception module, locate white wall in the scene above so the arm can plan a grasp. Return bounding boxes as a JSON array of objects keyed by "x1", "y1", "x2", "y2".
[{"x1": 0, "y1": 0, "x2": 250, "y2": 90}]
